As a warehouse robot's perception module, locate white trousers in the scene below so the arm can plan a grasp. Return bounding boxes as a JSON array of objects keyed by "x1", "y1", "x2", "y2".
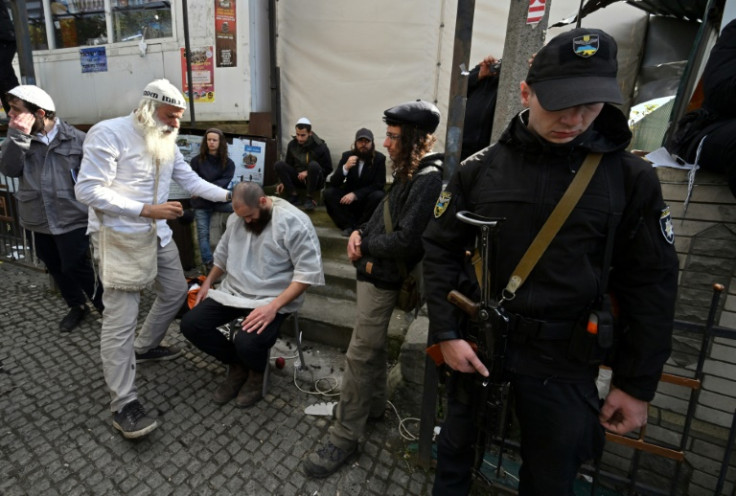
[{"x1": 93, "y1": 235, "x2": 188, "y2": 412}]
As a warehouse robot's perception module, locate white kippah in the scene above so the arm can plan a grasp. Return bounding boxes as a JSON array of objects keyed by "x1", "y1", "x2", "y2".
[
  {"x1": 142, "y1": 79, "x2": 187, "y2": 109},
  {"x1": 7, "y1": 85, "x2": 56, "y2": 112},
  {"x1": 296, "y1": 117, "x2": 311, "y2": 126}
]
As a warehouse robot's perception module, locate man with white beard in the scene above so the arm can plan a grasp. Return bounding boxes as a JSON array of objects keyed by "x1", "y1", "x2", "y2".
[{"x1": 75, "y1": 79, "x2": 232, "y2": 439}]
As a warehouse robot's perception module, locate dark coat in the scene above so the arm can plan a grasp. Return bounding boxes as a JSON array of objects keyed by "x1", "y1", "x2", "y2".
[
  {"x1": 328, "y1": 149, "x2": 387, "y2": 200},
  {"x1": 189, "y1": 154, "x2": 235, "y2": 210},
  {"x1": 423, "y1": 104, "x2": 678, "y2": 402},
  {"x1": 671, "y1": 19, "x2": 736, "y2": 161},
  {"x1": 284, "y1": 132, "x2": 332, "y2": 176},
  {"x1": 461, "y1": 64, "x2": 499, "y2": 160},
  {"x1": 355, "y1": 153, "x2": 443, "y2": 289}
]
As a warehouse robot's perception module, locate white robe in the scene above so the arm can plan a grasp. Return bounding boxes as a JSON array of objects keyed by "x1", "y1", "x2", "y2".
[{"x1": 208, "y1": 197, "x2": 324, "y2": 313}]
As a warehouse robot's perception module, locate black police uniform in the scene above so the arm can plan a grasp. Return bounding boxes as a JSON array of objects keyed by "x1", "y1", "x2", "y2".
[{"x1": 423, "y1": 104, "x2": 679, "y2": 495}]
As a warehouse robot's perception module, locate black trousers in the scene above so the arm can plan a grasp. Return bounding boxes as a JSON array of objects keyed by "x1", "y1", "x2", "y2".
[
  {"x1": 180, "y1": 297, "x2": 286, "y2": 373},
  {"x1": 433, "y1": 372, "x2": 604, "y2": 496},
  {"x1": 32, "y1": 228, "x2": 103, "y2": 311},
  {"x1": 322, "y1": 187, "x2": 384, "y2": 230},
  {"x1": 274, "y1": 160, "x2": 325, "y2": 196}
]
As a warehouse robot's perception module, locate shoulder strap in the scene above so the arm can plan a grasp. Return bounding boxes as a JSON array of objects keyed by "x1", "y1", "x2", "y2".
[
  {"x1": 383, "y1": 198, "x2": 408, "y2": 279},
  {"x1": 503, "y1": 153, "x2": 603, "y2": 302}
]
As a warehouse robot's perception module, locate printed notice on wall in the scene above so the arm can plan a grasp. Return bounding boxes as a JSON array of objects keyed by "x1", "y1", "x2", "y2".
[
  {"x1": 80, "y1": 47, "x2": 107, "y2": 73},
  {"x1": 229, "y1": 138, "x2": 266, "y2": 186},
  {"x1": 180, "y1": 47, "x2": 215, "y2": 103},
  {"x1": 215, "y1": 0, "x2": 237, "y2": 67}
]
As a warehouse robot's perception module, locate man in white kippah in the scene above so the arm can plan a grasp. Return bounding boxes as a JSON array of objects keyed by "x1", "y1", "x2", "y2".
[
  {"x1": 75, "y1": 78, "x2": 233, "y2": 439},
  {"x1": 0, "y1": 84, "x2": 103, "y2": 332},
  {"x1": 274, "y1": 116, "x2": 332, "y2": 211}
]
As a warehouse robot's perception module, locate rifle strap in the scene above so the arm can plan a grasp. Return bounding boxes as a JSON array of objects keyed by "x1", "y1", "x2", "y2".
[
  {"x1": 383, "y1": 196, "x2": 408, "y2": 279},
  {"x1": 503, "y1": 153, "x2": 603, "y2": 301}
]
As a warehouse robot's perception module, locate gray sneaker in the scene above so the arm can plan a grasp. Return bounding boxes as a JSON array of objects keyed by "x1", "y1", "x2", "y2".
[
  {"x1": 112, "y1": 400, "x2": 158, "y2": 439},
  {"x1": 135, "y1": 345, "x2": 182, "y2": 363},
  {"x1": 303, "y1": 440, "x2": 357, "y2": 478}
]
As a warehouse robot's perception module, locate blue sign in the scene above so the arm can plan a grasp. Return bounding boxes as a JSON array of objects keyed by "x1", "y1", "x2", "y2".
[{"x1": 80, "y1": 47, "x2": 108, "y2": 73}]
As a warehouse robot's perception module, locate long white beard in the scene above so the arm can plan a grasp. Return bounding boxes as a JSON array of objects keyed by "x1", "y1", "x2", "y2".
[
  {"x1": 143, "y1": 126, "x2": 178, "y2": 163},
  {"x1": 134, "y1": 102, "x2": 179, "y2": 163}
]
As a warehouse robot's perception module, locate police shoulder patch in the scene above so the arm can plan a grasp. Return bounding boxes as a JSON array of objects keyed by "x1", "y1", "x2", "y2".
[
  {"x1": 660, "y1": 206, "x2": 675, "y2": 244},
  {"x1": 434, "y1": 191, "x2": 452, "y2": 218}
]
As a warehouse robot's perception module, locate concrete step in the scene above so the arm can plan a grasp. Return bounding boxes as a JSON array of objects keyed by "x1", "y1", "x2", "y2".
[
  {"x1": 311, "y1": 258, "x2": 357, "y2": 301},
  {"x1": 297, "y1": 291, "x2": 416, "y2": 358}
]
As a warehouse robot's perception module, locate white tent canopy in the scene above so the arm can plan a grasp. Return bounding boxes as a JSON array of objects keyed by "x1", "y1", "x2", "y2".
[{"x1": 275, "y1": 0, "x2": 647, "y2": 163}]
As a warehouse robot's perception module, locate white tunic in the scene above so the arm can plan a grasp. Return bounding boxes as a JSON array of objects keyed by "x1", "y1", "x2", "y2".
[
  {"x1": 208, "y1": 197, "x2": 324, "y2": 313},
  {"x1": 75, "y1": 113, "x2": 228, "y2": 247}
]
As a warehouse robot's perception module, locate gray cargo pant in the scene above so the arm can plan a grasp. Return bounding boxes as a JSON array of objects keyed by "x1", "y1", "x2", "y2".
[{"x1": 329, "y1": 280, "x2": 398, "y2": 449}]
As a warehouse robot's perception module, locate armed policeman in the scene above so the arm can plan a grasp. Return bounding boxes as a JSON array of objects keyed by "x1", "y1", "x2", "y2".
[{"x1": 423, "y1": 28, "x2": 679, "y2": 495}]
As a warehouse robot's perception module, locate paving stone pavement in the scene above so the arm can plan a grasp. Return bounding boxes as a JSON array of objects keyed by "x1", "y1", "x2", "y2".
[{"x1": 0, "y1": 261, "x2": 435, "y2": 495}]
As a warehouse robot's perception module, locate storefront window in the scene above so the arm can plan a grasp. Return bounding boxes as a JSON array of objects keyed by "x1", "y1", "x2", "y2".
[
  {"x1": 21, "y1": 0, "x2": 172, "y2": 50},
  {"x1": 112, "y1": 1, "x2": 172, "y2": 42},
  {"x1": 25, "y1": 1, "x2": 48, "y2": 50}
]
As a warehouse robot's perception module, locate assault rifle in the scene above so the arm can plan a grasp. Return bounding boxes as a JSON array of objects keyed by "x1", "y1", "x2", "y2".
[{"x1": 450, "y1": 211, "x2": 511, "y2": 486}]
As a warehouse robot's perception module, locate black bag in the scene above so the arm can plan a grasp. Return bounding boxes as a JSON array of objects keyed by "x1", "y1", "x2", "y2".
[{"x1": 397, "y1": 273, "x2": 420, "y2": 312}]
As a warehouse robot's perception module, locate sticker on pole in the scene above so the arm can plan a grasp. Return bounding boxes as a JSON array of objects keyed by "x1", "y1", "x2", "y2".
[{"x1": 527, "y1": 0, "x2": 546, "y2": 24}]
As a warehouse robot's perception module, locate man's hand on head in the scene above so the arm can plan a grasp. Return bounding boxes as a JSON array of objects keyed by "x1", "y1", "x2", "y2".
[
  {"x1": 9, "y1": 111, "x2": 36, "y2": 135},
  {"x1": 140, "y1": 201, "x2": 184, "y2": 220}
]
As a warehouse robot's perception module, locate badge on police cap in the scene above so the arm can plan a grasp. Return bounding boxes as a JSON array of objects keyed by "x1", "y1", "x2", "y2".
[
  {"x1": 434, "y1": 191, "x2": 452, "y2": 218},
  {"x1": 573, "y1": 34, "x2": 599, "y2": 58},
  {"x1": 660, "y1": 206, "x2": 675, "y2": 244}
]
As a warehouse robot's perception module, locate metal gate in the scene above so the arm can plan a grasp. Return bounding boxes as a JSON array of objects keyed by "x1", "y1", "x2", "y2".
[{"x1": 0, "y1": 172, "x2": 38, "y2": 268}]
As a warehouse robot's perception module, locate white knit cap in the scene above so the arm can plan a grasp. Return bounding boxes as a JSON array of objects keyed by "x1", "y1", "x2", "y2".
[
  {"x1": 7, "y1": 85, "x2": 56, "y2": 112},
  {"x1": 296, "y1": 117, "x2": 311, "y2": 126},
  {"x1": 142, "y1": 79, "x2": 187, "y2": 109}
]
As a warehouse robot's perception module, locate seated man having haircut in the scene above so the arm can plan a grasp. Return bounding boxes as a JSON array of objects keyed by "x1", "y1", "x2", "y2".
[{"x1": 181, "y1": 181, "x2": 324, "y2": 407}]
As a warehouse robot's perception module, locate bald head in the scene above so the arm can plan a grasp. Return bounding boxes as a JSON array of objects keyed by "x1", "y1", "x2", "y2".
[{"x1": 232, "y1": 181, "x2": 265, "y2": 208}]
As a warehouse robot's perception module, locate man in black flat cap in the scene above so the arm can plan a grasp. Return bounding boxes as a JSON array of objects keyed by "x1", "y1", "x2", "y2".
[
  {"x1": 303, "y1": 100, "x2": 444, "y2": 478},
  {"x1": 424, "y1": 29, "x2": 678, "y2": 495},
  {"x1": 323, "y1": 128, "x2": 387, "y2": 237}
]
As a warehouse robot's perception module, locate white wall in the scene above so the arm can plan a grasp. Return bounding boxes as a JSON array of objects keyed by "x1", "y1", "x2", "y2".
[{"x1": 23, "y1": 1, "x2": 252, "y2": 125}]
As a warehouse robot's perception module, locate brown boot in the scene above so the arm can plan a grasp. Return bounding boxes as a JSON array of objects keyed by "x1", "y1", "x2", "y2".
[
  {"x1": 213, "y1": 363, "x2": 248, "y2": 405},
  {"x1": 235, "y1": 370, "x2": 264, "y2": 408}
]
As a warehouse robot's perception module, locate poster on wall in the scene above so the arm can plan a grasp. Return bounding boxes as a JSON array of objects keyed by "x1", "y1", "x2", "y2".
[
  {"x1": 180, "y1": 47, "x2": 215, "y2": 103},
  {"x1": 229, "y1": 138, "x2": 266, "y2": 186},
  {"x1": 168, "y1": 134, "x2": 204, "y2": 199},
  {"x1": 80, "y1": 47, "x2": 107, "y2": 73},
  {"x1": 215, "y1": 0, "x2": 237, "y2": 67}
]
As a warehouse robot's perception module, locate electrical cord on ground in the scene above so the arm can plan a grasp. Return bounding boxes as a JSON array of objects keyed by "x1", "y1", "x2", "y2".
[
  {"x1": 272, "y1": 342, "x2": 422, "y2": 441},
  {"x1": 387, "y1": 400, "x2": 420, "y2": 441}
]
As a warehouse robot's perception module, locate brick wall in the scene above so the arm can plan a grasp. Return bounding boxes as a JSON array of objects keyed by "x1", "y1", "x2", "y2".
[{"x1": 597, "y1": 167, "x2": 736, "y2": 495}]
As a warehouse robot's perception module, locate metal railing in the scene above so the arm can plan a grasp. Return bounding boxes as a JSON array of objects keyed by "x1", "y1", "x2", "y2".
[{"x1": 0, "y1": 172, "x2": 38, "y2": 268}]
